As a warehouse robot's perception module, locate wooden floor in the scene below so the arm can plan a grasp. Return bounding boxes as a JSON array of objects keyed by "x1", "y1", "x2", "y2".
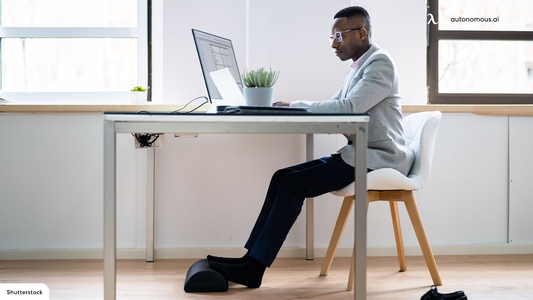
[{"x1": 1, "y1": 254, "x2": 532, "y2": 299}]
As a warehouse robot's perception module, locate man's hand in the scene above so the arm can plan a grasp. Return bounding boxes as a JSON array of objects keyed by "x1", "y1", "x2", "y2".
[{"x1": 273, "y1": 101, "x2": 290, "y2": 107}]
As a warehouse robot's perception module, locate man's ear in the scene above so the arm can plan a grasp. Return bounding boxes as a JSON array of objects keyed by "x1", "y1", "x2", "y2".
[{"x1": 359, "y1": 28, "x2": 368, "y2": 41}]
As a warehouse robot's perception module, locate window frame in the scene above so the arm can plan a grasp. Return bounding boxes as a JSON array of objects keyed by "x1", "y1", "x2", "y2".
[
  {"x1": 427, "y1": 0, "x2": 533, "y2": 104},
  {"x1": 0, "y1": 0, "x2": 148, "y2": 103}
]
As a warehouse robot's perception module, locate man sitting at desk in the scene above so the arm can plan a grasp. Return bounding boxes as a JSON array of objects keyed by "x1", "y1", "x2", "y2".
[{"x1": 207, "y1": 5, "x2": 415, "y2": 289}]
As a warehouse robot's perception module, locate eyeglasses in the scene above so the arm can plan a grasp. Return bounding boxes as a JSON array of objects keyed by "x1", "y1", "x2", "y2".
[{"x1": 329, "y1": 28, "x2": 362, "y2": 43}]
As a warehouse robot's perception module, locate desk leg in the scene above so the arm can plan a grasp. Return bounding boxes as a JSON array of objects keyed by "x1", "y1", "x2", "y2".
[
  {"x1": 354, "y1": 123, "x2": 368, "y2": 300},
  {"x1": 306, "y1": 197, "x2": 314, "y2": 260},
  {"x1": 305, "y1": 134, "x2": 314, "y2": 260},
  {"x1": 146, "y1": 148, "x2": 155, "y2": 262},
  {"x1": 103, "y1": 120, "x2": 117, "y2": 300}
]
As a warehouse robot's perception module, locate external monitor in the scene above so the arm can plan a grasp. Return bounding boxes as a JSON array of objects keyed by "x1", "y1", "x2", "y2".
[{"x1": 192, "y1": 29, "x2": 243, "y2": 103}]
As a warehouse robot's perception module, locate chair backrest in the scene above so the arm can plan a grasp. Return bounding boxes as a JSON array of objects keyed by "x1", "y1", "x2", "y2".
[{"x1": 402, "y1": 111, "x2": 442, "y2": 188}]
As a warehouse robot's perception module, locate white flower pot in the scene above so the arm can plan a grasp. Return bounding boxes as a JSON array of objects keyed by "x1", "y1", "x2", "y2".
[
  {"x1": 243, "y1": 87, "x2": 274, "y2": 106},
  {"x1": 130, "y1": 92, "x2": 147, "y2": 104}
]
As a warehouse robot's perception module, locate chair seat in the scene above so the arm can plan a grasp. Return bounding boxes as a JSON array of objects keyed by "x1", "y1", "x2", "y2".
[{"x1": 331, "y1": 168, "x2": 423, "y2": 197}]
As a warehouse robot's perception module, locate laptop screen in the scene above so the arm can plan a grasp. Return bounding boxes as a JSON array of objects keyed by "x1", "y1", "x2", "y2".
[{"x1": 192, "y1": 29, "x2": 243, "y2": 103}]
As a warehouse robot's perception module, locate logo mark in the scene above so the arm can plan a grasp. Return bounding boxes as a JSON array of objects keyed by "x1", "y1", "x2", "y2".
[{"x1": 427, "y1": 5, "x2": 438, "y2": 25}]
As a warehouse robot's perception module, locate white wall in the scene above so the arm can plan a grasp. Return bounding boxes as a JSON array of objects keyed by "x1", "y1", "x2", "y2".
[
  {"x1": 353, "y1": 0, "x2": 427, "y2": 104},
  {"x1": 509, "y1": 117, "x2": 533, "y2": 244},
  {"x1": 158, "y1": 0, "x2": 427, "y2": 105},
  {"x1": 247, "y1": 0, "x2": 351, "y2": 103},
  {"x1": 1, "y1": 0, "x2": 532, "y2": 259},
  {"x1": 161, "y1": 0, "x2": 247, "y2": 104},
  {"x1": 0, "y1": 114, "x2": 104, "y2": 249}
]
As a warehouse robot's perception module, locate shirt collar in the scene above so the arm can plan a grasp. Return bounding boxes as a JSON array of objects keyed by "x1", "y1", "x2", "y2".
[{"x1": 350, "y1": 50, "x2": 369, "y2": 71}]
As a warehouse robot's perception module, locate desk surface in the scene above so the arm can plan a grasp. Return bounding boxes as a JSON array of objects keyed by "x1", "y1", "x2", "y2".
[
  {"x1": 104, "y1": 113, "x2": 370, "y2": 135},
  {"x1": 104, "y1": 112, "x2": 369, "y2": 122}
]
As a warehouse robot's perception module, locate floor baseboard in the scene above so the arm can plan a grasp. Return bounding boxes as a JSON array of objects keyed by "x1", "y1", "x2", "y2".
[{"x1": 1, "y1": 244, "x2": 532, "y2": 260}]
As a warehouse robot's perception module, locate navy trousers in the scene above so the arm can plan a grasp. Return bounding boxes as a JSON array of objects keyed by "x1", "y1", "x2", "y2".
[{"x1": 244, "y1": 155, "x2": 355, "y2": 267}]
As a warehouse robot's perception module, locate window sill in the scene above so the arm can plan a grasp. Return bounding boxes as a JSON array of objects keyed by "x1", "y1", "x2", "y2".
[
  {"x1": 0, "y1": 103, "x2": 205, "y2": 113},
  {"x1": 2, "y1": 103, "x2": 533, "y2": 116},
  {"x1": 403, "y1": 104, "x2": 533, "y2": 116}
]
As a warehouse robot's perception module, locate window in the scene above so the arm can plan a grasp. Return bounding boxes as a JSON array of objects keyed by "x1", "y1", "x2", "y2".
[
  {"x1": 427, "y1": 0, "x2": 533, "y2": 104},
  {"x1": 0, "y1": 0, "x2": 147, "y2": 103}
]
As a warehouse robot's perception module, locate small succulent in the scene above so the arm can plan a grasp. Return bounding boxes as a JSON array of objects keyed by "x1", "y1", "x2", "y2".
[
  {"x1": 242, "y1": 68, "x2": 280, "y2": 88},
  {"x1": 131, "y1": 86, "x2": 147, "y2": 92}
]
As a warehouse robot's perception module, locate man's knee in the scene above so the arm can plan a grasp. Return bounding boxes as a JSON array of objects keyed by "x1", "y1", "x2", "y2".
[
  {"x1": 279, "y1": 171, "x2": 301, "y2": 185},
  {"x1": 271, "y1": 167, "x2": 294, "y2": 183},
  {"x1": 278, "y1": 171, "x2": 308, "y2": 198}
]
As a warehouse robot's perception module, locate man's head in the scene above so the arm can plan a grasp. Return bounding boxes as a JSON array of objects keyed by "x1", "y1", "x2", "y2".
[{"x1": 330, "y1": 6, "x2": 372, "y2": 62}]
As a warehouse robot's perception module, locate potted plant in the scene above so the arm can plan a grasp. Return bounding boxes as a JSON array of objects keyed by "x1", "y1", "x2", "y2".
[
  {"x1": 242, "y1": 68, "x2": 280, "y2": 106},
  {"x1": 130, "y1": 85, "x2": 147, "y2": 104}
]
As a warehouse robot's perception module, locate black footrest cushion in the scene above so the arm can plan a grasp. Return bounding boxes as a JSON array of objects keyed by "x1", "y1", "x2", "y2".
[{"x1": 184, "y1": 259, "x2": 228, "y2": 292}]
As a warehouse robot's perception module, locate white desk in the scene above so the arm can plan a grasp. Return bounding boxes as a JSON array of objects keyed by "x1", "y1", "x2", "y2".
[{"x1": 103, "y1": 113, "x2": 369, "y2": 300}]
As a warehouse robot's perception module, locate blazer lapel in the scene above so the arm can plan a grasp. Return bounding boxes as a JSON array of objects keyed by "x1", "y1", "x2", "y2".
[
  {"x1": 341, "y1": 69, "x2": 355, "y2": 98},
  {"x1": 341, "y1": 44, "x2": 381, "y2": 98}
]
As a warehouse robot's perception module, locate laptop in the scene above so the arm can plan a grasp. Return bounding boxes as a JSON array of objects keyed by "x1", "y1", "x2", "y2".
[{"x1": 192, "y1": 29, "x2": 309, "y2": 115}]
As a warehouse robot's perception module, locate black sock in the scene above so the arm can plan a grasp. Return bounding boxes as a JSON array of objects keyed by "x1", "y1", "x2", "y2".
[
  {"x1": 207, "y1": 251, "x2": 250, "y2": 264},
  {"x1": 208, "y1": 257, "x2": 266, "y2": 288}
]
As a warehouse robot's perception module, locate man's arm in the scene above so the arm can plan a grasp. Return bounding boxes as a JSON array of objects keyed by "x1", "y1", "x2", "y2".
[
  {"x1": 273, "y1": 101, "x2": 290, "y2": 107},
  {"x1": 290, "y1": 52, "x2": 396, "y2": 114}
]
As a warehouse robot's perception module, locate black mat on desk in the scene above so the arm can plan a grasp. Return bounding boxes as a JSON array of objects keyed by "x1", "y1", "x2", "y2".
[{"x1": 218, "y1": 105, "x2": 310, "y2": 115}]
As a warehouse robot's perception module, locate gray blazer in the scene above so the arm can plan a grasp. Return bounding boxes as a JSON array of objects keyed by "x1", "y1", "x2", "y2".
[{"x1": 291, "y1": 44, "x2": 415, "y2": 175}]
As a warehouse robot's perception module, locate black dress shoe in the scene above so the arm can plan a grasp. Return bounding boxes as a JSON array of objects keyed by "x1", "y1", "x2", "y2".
[{"x1": 421, "y1": 285, "x2": 468, "y2": 300}]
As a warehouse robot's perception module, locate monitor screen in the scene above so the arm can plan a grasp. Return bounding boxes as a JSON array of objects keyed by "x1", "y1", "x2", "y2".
[{"x1": 192, "y1": 29, "x2": 243, "y2": 102}]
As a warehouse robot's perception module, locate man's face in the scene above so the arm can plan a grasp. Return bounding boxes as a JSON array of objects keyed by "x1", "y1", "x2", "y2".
[{"x1": 330, "y1": 17, "x2": 368, "y2": 62}]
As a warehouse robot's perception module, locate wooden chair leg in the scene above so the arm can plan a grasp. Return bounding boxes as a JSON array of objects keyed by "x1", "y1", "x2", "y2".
[
  {"x1": 320, "y1": 196, "x2": 354, "y2": 276},
  {"x1": 347, "y1": 248, "x2": 355, "y2": 291},
  {"x1": 323, "y1": 193, "x2": 372, "y2": 289},
  {"x1": 389, "y1": 201, "x2": 407, "y2": 272},
  {"x1": 403, "y1": 193, "x2": 443, "y2": 286}
]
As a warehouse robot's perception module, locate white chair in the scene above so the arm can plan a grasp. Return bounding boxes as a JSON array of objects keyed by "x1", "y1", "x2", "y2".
[{"x1": 320, "y1": 111, "x2": 443, "y2": 291}]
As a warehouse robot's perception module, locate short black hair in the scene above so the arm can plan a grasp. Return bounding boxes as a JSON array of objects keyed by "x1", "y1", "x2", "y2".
[{"x1": 334, "y1": 6, "x2": 371, "y2": 26}]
